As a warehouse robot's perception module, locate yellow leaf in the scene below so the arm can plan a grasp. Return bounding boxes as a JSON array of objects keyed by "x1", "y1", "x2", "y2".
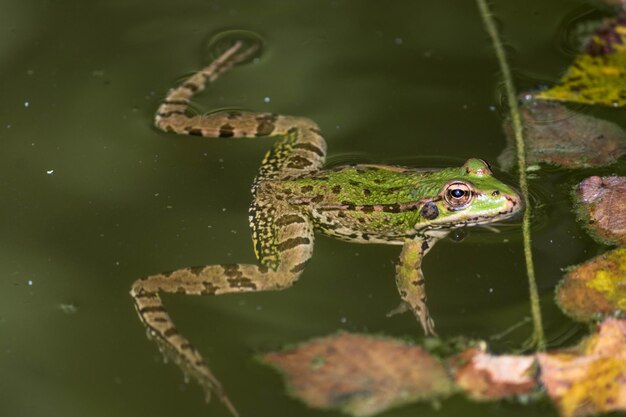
[
  {"x1": 535, "y1": 14, "x2": 626, "y2": 107},
  {"x1": 538, "y1": 318, "x2": 626, "y2": 417},
  {"x1": 556, "y1": 247, "x2": 626, "y2": 322}
]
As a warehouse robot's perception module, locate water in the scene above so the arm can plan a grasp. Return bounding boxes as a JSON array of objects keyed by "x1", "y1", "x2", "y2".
[{"x1": 1, "y1": 0, "x2": 625, "y2": 416}]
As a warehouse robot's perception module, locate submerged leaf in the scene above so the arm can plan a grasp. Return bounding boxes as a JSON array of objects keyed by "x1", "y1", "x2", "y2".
[
  {"x1": 450, "y1": 343, "x2": 537, "y2": 400},
  {"x1": 538, "y1": 318, "x2": 626, "y2": 417},
  {"x1": 261, "y1": 333, "x2": 452, "y2": 416},
  {"x1": 556, "y1": 247, "x2": 626, "y2": 322},
  {"x1": 535, "y1": 14, "x2": 626, "y2": 107},
  {"x1": 498, "y1": 99, "x2": 626, "y2": 170},
  {"x1": 573, "y1": 176, "x2": 626, "y2": 245}
]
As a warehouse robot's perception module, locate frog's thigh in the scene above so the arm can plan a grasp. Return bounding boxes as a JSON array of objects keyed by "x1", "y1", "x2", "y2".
[
  {"x1": 256, "y1": 121, "x2": 327, "y2": 181},
  {"x1": 395, "y1": 238, "x2": 437, "y2": 335}
]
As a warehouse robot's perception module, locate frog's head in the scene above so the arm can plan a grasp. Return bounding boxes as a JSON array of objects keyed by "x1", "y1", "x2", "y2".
[{"x1": 415, "y1": 158, "x2": 522, "y2": 231}]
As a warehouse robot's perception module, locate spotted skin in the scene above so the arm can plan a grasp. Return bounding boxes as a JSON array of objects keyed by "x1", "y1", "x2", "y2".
[
  {"x1": 130, "y1": 39, "x2": 523, "y2": 415},
  {"x1": 396, "y1": 238, "x2": 435, "y2": 334}
]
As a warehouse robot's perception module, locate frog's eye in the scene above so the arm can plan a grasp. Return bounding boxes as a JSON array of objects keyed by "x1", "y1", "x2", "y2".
[
  {"x1": 443, "y1": 182, "x2": 473, "y2": 209},
  {"x1": 451, "y1": 189, "x2": 465, "y2": 198}
]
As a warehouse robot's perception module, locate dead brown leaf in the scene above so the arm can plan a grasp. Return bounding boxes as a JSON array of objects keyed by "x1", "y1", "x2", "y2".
[
  {"x1": 498, "y1": 99, "x2": 626, "y2": 170},
  {"x1": 574, "y1": 176, "x2": 626, "y2": 245},
  {"x1": 450, "y1": 342, "x2": 537, "y2": 400},
  {"x1": 261, "y1": 333, "x2": 452, "y2": 416}
]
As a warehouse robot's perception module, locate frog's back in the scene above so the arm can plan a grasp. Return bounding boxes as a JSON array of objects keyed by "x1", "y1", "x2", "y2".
[{"x1": 265, "y1": 164, "x2": 445, "y2": 244}]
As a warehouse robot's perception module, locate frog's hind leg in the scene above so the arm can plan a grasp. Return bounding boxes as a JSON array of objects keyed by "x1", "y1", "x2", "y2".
[
  {"x1": 135, "y1": 37, "x2": 324, "y2": 414},
  {"x1": 155, "y1": 39, "x2": 327, "y2": 176},
  {"x1": 155, "y1": 39, "x2": 259, "y2": 126},
  {"x1": 130, "y1": 209, "x2": 314, "y2": 416}
]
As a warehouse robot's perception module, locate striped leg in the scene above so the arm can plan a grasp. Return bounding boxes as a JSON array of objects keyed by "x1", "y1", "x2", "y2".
[
  {"x1": 155, "y1": 39, "x2": 260, "y2": 125},
  {"x1": 395, "y1": 238, "x2": 438, "y2": 336},
  {"x1": 154, "y1": 40, "x2": 327, "y2": 179},
  {"x1": 130, "y1": 212, "x2": 314, "y2": 416},
  {"x1": 134, "y1": 35, "x2": 327, "y2": 415}
]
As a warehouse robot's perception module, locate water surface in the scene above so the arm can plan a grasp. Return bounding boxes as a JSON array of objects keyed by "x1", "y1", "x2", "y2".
[{"x1": 1, "y1": 1, "x2": 625, "y2": 416}]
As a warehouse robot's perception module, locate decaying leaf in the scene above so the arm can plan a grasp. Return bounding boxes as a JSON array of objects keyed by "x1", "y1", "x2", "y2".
[
  {"x1": 556, "y1": 247, "x2": 626, "y2": 321},
  {"x1": 498, "y1": 99, "x2": 626, "y2": 170},
  {"x1": 450, "y1": 342, "x2": 537, "y2": 400},
  {"x1": 261, "y1": 333, "x2": 452, "y2": 416},
  {"x1": 537, "y1": 318, "x2": 626, "y2": 417},
  {"x1": 535, "y1": 14, "x2": 626, "y2": 107},
  {"x1": 261, "y1": 320, "x2": 626, "y2": 417},
  {"x1": 573, "y1": 176, "x2": 626, "y2": 245}
]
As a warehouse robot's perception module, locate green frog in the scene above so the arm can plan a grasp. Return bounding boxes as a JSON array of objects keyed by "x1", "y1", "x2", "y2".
[{"x1": 130, "y1": 36, "x2": 522, "y2": 415}]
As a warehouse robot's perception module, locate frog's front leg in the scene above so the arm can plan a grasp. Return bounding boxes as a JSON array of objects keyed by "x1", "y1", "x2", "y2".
[
  {"x1": 130, "y1": 209, "x2": 314, "y2": 416},
  {"x1": 395, "y1": 238, "x2": 438, "y2": 336}
]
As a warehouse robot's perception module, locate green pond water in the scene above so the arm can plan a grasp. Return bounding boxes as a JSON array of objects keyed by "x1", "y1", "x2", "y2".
[{"x1": 2, "y1": 0, "x2": 626, "y2": 416}]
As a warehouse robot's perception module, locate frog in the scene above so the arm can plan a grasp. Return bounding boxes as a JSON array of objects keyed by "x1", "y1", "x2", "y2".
[{"x1": 130, "y1": 36, "x2": 522, "y2": 415}]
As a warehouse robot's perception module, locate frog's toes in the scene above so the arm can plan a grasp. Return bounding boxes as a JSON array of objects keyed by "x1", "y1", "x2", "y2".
[
  {"x1": 386, "y1": 301, "x2": 410, "y2": 317},
  {"x1": 205, "y1": 29, "x2": 264, "y2": 66}
]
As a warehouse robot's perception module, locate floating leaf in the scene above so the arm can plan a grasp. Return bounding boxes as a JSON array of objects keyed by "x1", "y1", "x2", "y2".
[
  {"x1": 556, "y1": 247, "x2": 626, "y2": 321},
  {"x1": 449, "y1": 343, "x2": 537, "y2": 400},
  {"x1": 261, "y1": 333, "x2": 453, "y2": 416},
  {"x1": 498, "y1": 99, "x2": 626, "y2": 170},
  {"x1": 573, "y1": 176, "x2": 626, "y2": 245},
  {"x1": 262, "y1": 322, "x2": 626, "y2": 416},
  {"x1": 537, "y1": 318, "x2": 626, "y2": 417},
  {"x1": 535, "y1": 14, "x2": 626, "y2": 107}
]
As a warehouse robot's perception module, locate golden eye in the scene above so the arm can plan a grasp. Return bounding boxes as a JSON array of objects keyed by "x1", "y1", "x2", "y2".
[{"x1": 444, "y1": 182, "x2": 473, "y2": 209}]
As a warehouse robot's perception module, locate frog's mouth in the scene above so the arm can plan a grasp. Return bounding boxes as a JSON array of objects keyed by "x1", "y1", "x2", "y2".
[{"x1": 449, "y1": 192, "x2": 523, "y2": 227}]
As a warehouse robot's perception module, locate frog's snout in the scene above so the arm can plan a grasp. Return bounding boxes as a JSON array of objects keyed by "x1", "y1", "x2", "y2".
[{"x1": 502, "y1": 190, "x2": 523, "y2": 215}]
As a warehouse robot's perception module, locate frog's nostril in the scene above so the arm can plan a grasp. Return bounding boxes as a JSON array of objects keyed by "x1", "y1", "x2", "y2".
[{"x1": 492, "y1": 190, "x2": 500, "y2": 197}]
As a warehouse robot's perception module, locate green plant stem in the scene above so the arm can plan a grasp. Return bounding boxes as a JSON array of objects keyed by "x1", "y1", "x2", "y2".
[{"x1": 476, "y1": 0, "x2": 545, "y2": 351}]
